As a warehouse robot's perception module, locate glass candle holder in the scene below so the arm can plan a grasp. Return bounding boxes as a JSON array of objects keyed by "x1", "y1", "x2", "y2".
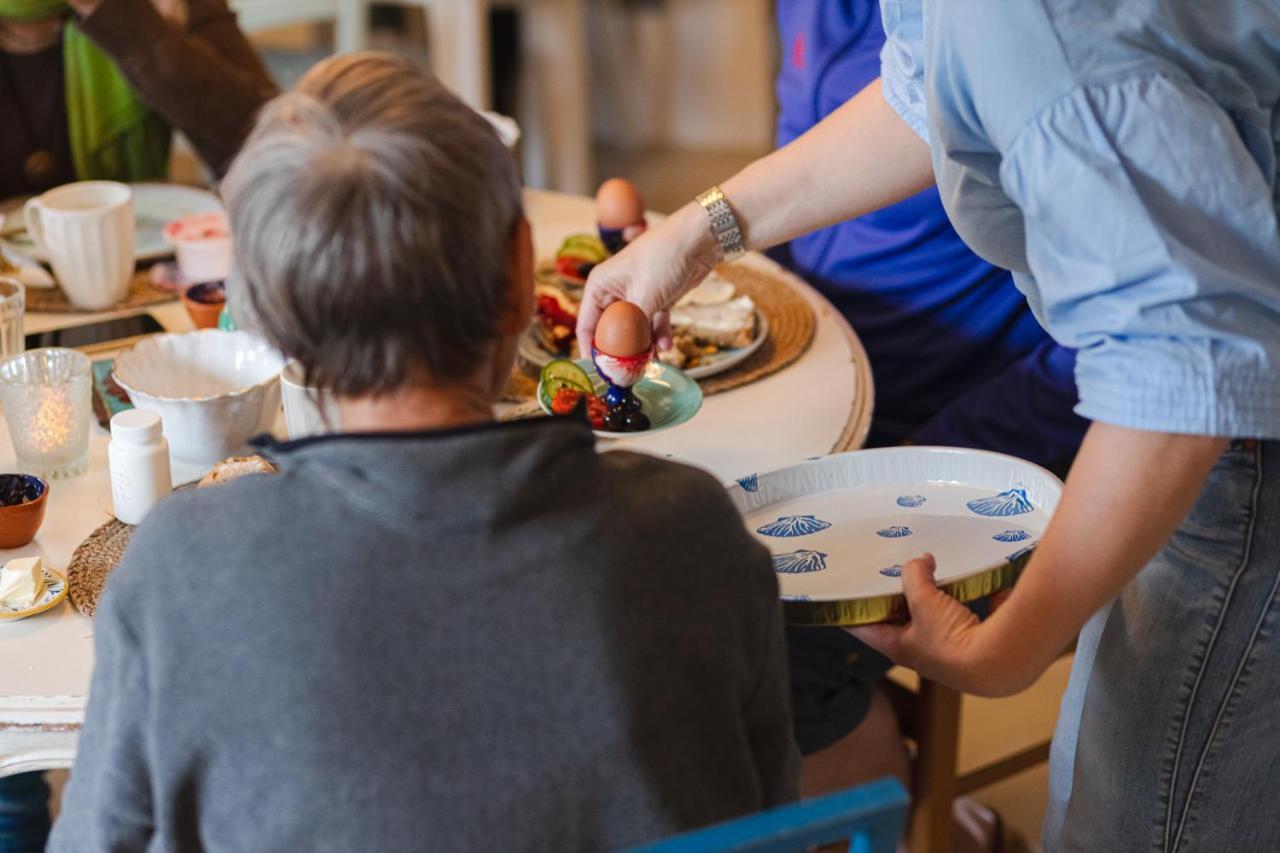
[
  {"x1": 0, "y1": 348, "x2": 92, "y2": 479},
  {"x1": 0, "y1": 277, "x2": 24, "y2": 361}
]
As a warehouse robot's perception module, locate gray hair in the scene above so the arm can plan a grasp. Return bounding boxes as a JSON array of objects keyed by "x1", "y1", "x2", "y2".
[{"x1": 221, "y1": 52, "x2": 524, "y2": 396}]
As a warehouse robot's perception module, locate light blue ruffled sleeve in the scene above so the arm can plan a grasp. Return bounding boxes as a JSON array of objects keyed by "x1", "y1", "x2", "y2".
[
  {"x1": 878, "y1": 0, "x2": 929, "y2": 142},
  {"x1": 1000, "y1": 73, "x2": 1280, "y2": 437}
]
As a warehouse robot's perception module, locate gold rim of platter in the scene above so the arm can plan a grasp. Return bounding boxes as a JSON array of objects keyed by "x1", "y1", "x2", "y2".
[
  {"x1": 0, "y1": 568, "x2": 68, "y2": 621},
  {"x1": 782, "y1": 549, "x2": 1033, "y2": 627}
]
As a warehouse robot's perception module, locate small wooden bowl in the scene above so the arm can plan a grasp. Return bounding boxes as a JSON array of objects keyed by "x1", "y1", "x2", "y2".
[
  {"x1": 181, "y1": 281, "x2": 227, "y2": 330},
  {"x1": 0, "y1": 474, "x2": 48, "y2": 549}
]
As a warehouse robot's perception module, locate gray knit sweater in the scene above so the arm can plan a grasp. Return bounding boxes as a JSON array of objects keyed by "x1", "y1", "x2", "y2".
[{"x1": 50, "y1": 418, "x2": 798, "y2": 852}]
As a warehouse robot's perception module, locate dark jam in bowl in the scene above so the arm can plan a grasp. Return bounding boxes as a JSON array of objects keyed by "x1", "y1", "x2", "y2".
[
  {"x1": 0, "y1": 474, "x2": 45, "y2": 507},
  {"x1": 186, "y1": 281, "x2": 227, "y2": 306}
]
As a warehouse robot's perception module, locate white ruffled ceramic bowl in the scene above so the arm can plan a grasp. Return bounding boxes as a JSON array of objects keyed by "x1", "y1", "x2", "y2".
[{"x1": 113, "y1": 331, "x2": 285, "y2": 465}]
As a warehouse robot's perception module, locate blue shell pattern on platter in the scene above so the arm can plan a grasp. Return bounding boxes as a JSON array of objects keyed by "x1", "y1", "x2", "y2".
[
  {"x1": 993, "y1": 528, "x2": 1032, "y2": 543},
  {"x1": 756, "y1": 515, "x2": 832, "y2": 537},
  {"x1": 876, "y1": 526, "x2": 913, "y2": 538},
  {"x1": 966, "y1": 487, "x2": 1034, "y2": 517},
  {"x1": 897, "y1": 495, "x2": 926, "y2": 508},
  {"x1": 880, "y1": 565, "x2": 903, "y2": 578},
  {"x1": 772, "y1": 549, "x2": 829, "y2": 574},
  {"x1": 1006, "y1": 543, "x2": 1038, "y2": 563},
  {"x1": 782, "y1": 594, "x2": 813, "y2": 602},
  {"x1": 737, "y1": 473, "x2": 759, "y2": 493}
]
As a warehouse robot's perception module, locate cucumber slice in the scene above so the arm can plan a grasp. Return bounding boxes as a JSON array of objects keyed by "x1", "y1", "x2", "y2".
[
  {"x1": 558, "y1": 235, "x2": 609, "y2": 263},
  {"x1": 540, "y1": 359, "x2": 593, "y2": 398}
]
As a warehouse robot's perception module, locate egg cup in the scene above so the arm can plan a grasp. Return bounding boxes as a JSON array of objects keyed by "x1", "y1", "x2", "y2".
[
  {"x1": 591, "y1": 342, "x2": 653, "y2": 409},
  {"x1": 597, "y1": 224, "x2": 627, "y2": 255},
  {"x1": 597, "y1": 220, "x2": 648, "y2": 255}
]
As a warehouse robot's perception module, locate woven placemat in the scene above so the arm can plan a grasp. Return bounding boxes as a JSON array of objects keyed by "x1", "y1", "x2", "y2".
[
  {"x1": 68, "y1": 480, "x2": 200, "y2": 618},
  {"x1": 697, "y1": 262, "x2": 816, "y2": 395},
  {"x1": 26, "y1": 268, "x2": 179, "y2": 314},
  {"x1": 67, "y1": 517, "x2": 133, "y2": 619}
]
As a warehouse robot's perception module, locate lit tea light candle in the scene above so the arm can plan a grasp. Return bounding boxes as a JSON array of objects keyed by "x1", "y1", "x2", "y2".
[
  {"x1": 29, "y1": 390, "x2": 75, "y2": 454},
  {"x1": 0, "y1": 348, "x2": 93, "y2": 479}
]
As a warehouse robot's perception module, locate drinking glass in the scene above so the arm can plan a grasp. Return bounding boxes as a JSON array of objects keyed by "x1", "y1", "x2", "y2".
[
  {"x1": 0, "y1": 348, "x2": 92, "y2": 478},
  {"x1": 0, "y1": 277, "x2": 24, "y2": 360}
]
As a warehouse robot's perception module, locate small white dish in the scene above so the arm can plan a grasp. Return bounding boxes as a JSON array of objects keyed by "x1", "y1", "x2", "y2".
[
  {"x1": 113, "y1": 331, "x2": 285, "y2": 465},
  {"x1": 163, "y1": 211, "x2": 231, "y2": 283},
  {"x1": 0, "y1": 565, "x2": 67, "y2": 621}
]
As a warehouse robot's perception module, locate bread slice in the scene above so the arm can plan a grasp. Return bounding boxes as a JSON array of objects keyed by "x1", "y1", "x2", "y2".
[
  {"x1": 198, "y1": 456, "x2": 278, "y2": 488},
  {"x1": 670, "y1": 295, "x2": 757, "y2": 349}
]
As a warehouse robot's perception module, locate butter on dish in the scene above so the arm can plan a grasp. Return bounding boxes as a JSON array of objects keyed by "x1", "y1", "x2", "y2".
[{"x1": 0, "y1": 556, "x2": 45, "y2": 609}]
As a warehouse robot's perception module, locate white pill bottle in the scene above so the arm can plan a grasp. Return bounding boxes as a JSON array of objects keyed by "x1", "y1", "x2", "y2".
[{"x1": 108, "y1": 409, "x2": 172, "y2": 525}]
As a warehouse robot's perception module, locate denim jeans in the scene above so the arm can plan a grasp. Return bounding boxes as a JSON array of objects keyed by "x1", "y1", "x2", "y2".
[
  {"x1": 0, "y1": 772, "x2": 51, "y2": 853},
  {"x1": 1046, "y1": 440, "x2": 1280, "y2": 851}
]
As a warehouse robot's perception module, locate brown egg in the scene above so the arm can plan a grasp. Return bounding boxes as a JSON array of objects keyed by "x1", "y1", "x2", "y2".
[
  {"x1": 595, "y1": 301, "x2": 652, "y2": 357},
  {"x1": 596, "y1": 178, "x2": 646, "y2": 229}
]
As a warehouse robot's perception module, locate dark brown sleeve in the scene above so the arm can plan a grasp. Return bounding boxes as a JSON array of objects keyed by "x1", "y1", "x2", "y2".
[{"x1": 77, "y1": 0, "x2": 279, "y2": 176}]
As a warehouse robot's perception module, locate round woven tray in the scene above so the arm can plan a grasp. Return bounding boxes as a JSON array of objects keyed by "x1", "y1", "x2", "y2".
[
  {"x1": 26, "y1": 268, "x2": 178, "y2": 314},
  {"x1": 67, "y1": 517, "x2": 134, "y2": 619}
]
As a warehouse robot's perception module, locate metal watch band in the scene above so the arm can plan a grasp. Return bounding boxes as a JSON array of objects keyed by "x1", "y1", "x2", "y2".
[{"x1": 696, "y1": 186, "x2": 747, "y2": 262}]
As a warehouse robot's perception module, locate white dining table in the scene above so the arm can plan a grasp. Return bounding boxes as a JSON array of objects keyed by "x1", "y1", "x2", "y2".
[{"x1": 0, "y1": 188, "x2": 873, "y2": 778}]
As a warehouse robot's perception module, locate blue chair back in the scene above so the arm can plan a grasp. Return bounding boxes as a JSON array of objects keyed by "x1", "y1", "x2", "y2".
[{"x1": 624, "y1": 777, "x2": 909, "y2": 853}]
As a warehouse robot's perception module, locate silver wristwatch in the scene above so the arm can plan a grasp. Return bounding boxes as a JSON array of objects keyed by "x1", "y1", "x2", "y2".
[{"x1": 696, "y1": 186, "x2": 746, "y2": 262}]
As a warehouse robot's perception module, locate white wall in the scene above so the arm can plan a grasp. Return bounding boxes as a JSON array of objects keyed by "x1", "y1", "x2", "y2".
[{"x1": 589, "y1": 0, "x2": 777, "y2": 151}]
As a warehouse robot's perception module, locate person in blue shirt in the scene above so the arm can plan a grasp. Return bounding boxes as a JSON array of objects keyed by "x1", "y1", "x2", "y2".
[
  {"x1": 578, "y1": 0, "x2": 1280, "y2": 848},
  {"x1": 772, "y1": 1, "x2": 1086, "y2": 468},
  {"x1": 768, "y1": 1, "x2": 1087, "y2": 815}
]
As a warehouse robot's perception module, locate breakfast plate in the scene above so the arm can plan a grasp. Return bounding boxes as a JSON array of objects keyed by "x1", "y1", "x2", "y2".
[
  {"x1": 519, "y1": 309, "x2": 769, "y2": 381},
  {"x1": 728, "y1": 447, "x2": 1063, "y2": 626},
  {"x1": 0, "y1": 565, "x2": 67, "y2": 621},
  {"x1": 680, "y1": 309, "x2": 769, "y2": 378},
  {"x1": 537, "y1": 358, "x2": 702, "y2": 438},
  {"x1": 2, "y1": 183, "x2": 223, "y2": 264}
]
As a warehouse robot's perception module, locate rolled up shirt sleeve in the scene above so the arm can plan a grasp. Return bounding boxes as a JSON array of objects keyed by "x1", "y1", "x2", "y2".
[
  {"x1": 878, "y1": 0, "x2": 929, "y2": 142},
  {"x1": 1000, "y1": 72, "x2": 1280, "y2": 437}
]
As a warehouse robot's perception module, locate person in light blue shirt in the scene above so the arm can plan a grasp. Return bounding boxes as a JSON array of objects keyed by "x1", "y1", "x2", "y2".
[
  {"x1": 578, "y1": 1, "x2": 1280, "y2": 848},
  {"x1": 771, "y1": 6, "x2": 1082, "y2": 846}
]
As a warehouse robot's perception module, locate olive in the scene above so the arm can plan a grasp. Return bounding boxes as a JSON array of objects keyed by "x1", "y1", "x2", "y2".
[
  {"x1": 624, "y1": 411, "x2": 651, "y2": 432},
  {"x1": 603, "y1": 410, "x2": 627, "y2": 432},
  {"x1": 623, "y1": 395, "x2": 643, "y2": 413}
]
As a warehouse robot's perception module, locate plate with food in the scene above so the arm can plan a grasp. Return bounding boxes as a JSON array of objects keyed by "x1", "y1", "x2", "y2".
[
  {"x1": 538, "y1": 357, "x2": 702, "y2": 438},
  {"x1": 729, "y1": 447, "x2": 1063, "y2": 626},
  {"x1": 0, "y1": 557, "x2": 67, "y2": 621},
  {"x1": 537, "y1": 301, "x2": 701, "y2": 437},
  {"x1": 2, "y1": 183, "x2": 223, "y2": 264},
  {"x1": 521, "y1": 269, "x2": 768, "y2": 380}
]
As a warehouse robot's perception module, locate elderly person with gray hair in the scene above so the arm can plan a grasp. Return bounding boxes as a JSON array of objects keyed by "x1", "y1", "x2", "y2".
[{"x1": 49, "y1": 53, "x2": 798, "y2": 852}]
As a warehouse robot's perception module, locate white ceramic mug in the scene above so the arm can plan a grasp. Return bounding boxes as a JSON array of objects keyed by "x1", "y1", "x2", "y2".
[
  {"x1": 280, "y1": 360, "x2": 338, "y2": 439},
  {"x1": 24, "y1": 181, "x2": 134, "y2": 310}
]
